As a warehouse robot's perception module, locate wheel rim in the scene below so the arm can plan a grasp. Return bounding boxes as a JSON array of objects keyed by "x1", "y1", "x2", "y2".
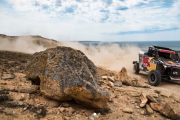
[{"x1": 150, "y1": 73, "x2": 156, "y2": 82}]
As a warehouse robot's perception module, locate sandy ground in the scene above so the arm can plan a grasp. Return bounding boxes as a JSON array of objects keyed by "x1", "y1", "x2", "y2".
[
  {"x1": 0, "y1": 50, "x2": 180, "y2": 120},
  {"x1": 132, "y1": 72, "x2": 180, "y2": 96}
]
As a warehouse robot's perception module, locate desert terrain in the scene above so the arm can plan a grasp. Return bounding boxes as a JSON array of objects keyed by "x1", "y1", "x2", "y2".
[{"x1": 0, "y1": 34, "x2": 180, "y2": 120}]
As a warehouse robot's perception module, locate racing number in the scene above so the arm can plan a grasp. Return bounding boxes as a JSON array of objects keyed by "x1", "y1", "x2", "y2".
[{"x1": 143, "y1": 57, "x2": 150, "y2": 67}]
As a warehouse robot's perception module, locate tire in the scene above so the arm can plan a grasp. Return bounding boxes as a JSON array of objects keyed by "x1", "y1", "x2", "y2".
[
  {"x1": 148, "y1": 70, "x2": 161, "y2": 86},
  {"x1": 133, "y1": 63, "x2": 139, "y2": 74}
]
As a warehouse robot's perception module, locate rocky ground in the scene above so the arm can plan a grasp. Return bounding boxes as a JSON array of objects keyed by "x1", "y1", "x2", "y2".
[{"x1": 0, "y1": 50, "x2": 180, "y2": 120}]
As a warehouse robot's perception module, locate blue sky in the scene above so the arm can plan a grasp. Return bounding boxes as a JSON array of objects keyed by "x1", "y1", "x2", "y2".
[{"x1": 0, "y1": 0, "x2": 180, "y2": 41}]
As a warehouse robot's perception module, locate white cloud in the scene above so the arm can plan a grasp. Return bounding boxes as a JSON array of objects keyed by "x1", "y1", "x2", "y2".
[{"x1": 1, "y1": 0, "x2": 180, "y2": 41}]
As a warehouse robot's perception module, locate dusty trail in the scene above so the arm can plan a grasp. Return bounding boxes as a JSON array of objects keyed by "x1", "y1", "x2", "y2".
[{"x1": 133, "y1": 72, "x2": 180, "y2": 96}]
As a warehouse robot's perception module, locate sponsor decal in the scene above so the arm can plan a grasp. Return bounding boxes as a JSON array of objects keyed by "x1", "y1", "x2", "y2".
[{"x1": 143, "y1": 57, "x2": 150, "y2": 67}]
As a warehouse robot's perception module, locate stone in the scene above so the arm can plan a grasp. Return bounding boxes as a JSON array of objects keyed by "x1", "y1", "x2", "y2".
[
  {"x1": 10, "y1": 100, "x2": 24, "y2": 106},
  {"x1": 1, "y1": 74, "x2": 15, "y2": 80},
  {"x1": 101, "y1": 76, "x2": 107, "y2": 80},
  {"x1": 146, "y1": 94, "x2": 158, "y2": 103},
  {"x1": 160, "y1": 103, "x2": 179, "y2": 120},
  {"x1": 3, "y1": 108, "x2": 15, "y2": 115},
  {"x1": 75, "y1": 114, "x2": 81, "y2": 117},
  {"x1": 140, "y1": 93, "x2": 148, "y2": 108},
  {"x1": 18, "y1": 85, "x2": 39, "y2": 94},
  {"x1": 140, "y1": 110, "x2": 145, "y2": 115},
  {"x1": 118, "y1": 67, "x2": 148, "y2": 87},
  {"x1": 128, "y1": 91, "x2": 140, "y2": 97},
  {"x1": 123, "y1": 108, "x2": 133, "y2": 114},
  {"x1": 150, "y1": 103, "x2": 164, "y2": 111},
  {"x1": 25, "y1": 46, "x2": 110, "y2": 108},
  {"x1": 107, "y1": 81, "x2": 114, "y2": 87},
  {"x1": 107, "y1": 76, "x2": 115, "y2": 82},
  {"x1": 146, "y1": 104, "x2": 153, "y2": 114},
  {"x1": 114, "y1": 81, "x2": 122, "y2": 87}
]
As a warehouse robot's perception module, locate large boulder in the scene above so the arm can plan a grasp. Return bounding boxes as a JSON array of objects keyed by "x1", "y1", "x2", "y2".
[{"x1": 25, "y1": 46, "x2": 110, "y2": 108}]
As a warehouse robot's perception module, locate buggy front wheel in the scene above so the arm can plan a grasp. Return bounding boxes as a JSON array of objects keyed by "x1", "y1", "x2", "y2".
[{"x1": 148, "y1": 70, "x2": 161, "y2": 86}]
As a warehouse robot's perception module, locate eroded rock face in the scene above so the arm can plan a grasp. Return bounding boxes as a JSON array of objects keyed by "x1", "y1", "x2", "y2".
[{"x1": 25, "y1": 46, "x2": 110, "y2": 108}]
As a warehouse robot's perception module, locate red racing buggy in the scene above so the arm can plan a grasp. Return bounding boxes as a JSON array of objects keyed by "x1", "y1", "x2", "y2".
[{"x1": 133, "y1": 46, "x2": 180, "y2": 86}]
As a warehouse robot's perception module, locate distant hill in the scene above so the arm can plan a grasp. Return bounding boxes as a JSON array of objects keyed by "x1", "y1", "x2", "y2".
[{"x1": 0, "y1": 34, "x2": 59, "y2": 48}]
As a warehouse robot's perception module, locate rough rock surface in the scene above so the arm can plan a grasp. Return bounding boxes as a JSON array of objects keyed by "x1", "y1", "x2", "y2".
[
  {"x1": 140, "y1": 93, "x2": 148, "y2": 108},
  {"x1": 123, "y1": 108, "x2": 134, "y2": 114},
  {"x1": 160, "y1": 103, "x2": 179, "y2": 120},
  {"x1": 150, "y1": 103, "x2": 164, "y2": 111},
  {"x1": 25, "y1": 46, "x2": 110, "y2": 108},
  {"x1": 146, "y1": 104, "x2": 153, "y2": 114},
  {"x1": 118, "y1": 67, "x2": 148, "y2": 87},
  {"x1": 146, "y1": 94, "x2": 158, "y2": 103}
]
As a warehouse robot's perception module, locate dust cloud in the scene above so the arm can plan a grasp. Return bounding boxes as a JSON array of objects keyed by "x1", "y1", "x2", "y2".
[
  {"x1": 0, "y1": 36, "x2": 45, "y2": 53},
  {"x1": 0, "y1": 36, "x2": 141, "y2": 73},
  {"x1": 60, "y1": 42, "x2": 141, "y2": 73}
]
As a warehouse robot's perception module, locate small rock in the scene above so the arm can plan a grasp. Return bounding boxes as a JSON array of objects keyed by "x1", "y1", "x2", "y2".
[
  {"x1": 18, "y1": 85, "x2": 39, "y2": 94},
  {"x1": 2, "y1": 74, "x2": 15, "y2": 80},
  {"x1": 140, "y1": 110, "x2": 145, "y2": 115},
  {"x1": 3, "y1": 108, "x2": 15, "y2": 115},
  {"x1": 123, "y1": 108, "x2": 133, "y2": 114},
  {"x1": 23, "y1": 107, "x2": 27, "y2": 111},
  {"x1": 114, "y1": 81, "x2": 122, "y2": 87},
  {"x1": 102, "y1": 76, "x2": 108, "y2": 80},
  {"x1": 150, "y1": 103, "x2": 164, "y2": 111},
  {"x1": 146, "y1": 94, "x2": 158, "y2": 103},
  {"x1": 92, "y1": 113, "x2": 99, "y2": 118},
  {"x1": 107, "y1": 81, "x2": 114, "y2": 87},
  {"x1": 75, "y1": 114, "x2": 81, "y2": 117},
  {"x1": 140, "y1": 93, "x2": 148, "y2": 108},
  {"x1": 146, "y1": 104, "x2": 153, "y2": 114},
  {"x1": 107, "y1": 76, "x2": 115, "y2": 82},
  {"x1": 62, "y1": 102, "x2": 69, "y2": 107},
  {"x1": 135, "y1": 106, "x2": 140, "y2": 109},
  {"x1": 128, "y1": 91, "x2": 140, "y2": 97}
]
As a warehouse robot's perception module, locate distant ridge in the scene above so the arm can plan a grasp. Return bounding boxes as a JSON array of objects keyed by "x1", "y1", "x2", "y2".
[{"x1": 0, "y1": 34, "x2": 59, "y2": 48}]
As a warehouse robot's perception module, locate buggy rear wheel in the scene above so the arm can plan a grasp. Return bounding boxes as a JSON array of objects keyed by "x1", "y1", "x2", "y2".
[
  {"x1": 148, "y1": 70, "x2": 161, "y2": 86},
  {"x1": 133, "y1": 63, "x2": 139, "y2": 74}
]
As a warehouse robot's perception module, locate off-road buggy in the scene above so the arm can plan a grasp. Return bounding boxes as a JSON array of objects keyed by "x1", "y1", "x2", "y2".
[{"x1": 133, "y1": 46, "x2": 180, "y2": 86}]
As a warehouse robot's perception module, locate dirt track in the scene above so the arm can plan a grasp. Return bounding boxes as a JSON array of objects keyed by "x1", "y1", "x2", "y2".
[
  {"x1": 134, "y1": 72, "x2": 180, "y2": 96},
  {"x1": 1, "y1": 50, "x2": 180, "y2": 120}
]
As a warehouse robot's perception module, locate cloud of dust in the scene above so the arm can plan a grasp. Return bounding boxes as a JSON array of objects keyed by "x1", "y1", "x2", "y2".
[
  {"x1": 0, "y1": 35, "x2": 141, "y2": 73},
  {"x1": 0, "y1": 36, "x2": 45, "y2": 53},
  {"x1": 59, "y1": 41, "x2": 141, "y2": 73}
]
